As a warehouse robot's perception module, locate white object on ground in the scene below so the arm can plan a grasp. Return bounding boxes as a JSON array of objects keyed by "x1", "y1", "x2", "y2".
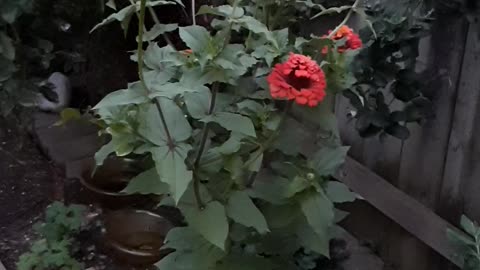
[{"x1": 36, "y1": 72, "x2": 71, "y2": 112}]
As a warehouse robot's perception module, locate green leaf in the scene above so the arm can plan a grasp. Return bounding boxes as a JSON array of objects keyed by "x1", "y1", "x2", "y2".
[
  {"x1": 461, "y1": 215, "x2": 479, "y2": 237},
  {"x1": 159, "y1": 227, "x2": 225, "y2": 270},
  {"x1": 299, "y1": 190, "x2": 334, "y2": 256},
  {"x1": 181, "y1": 201, "x2": 229, "y2": 250},
  {"x1": 151, "y1": 143, "x2": 192, "y2": 204},
  {"x1": 54, "y1": 108, "x2": 82, "y2": 126},
  {"x1": 94, "y1": 141, "x2": 115, "y2": 166},
  {"x1": 179, "y1": 25, "x2": 212, "y2": 53},
  {"x1": 143, "y1": 23, "x2": 178, "y2": 41},
  {"x1": 311, "y1": 5, "x2": 352, "y2": 20},
  {"x1": 246, "y1": 149, "x2": 263, "y2": 172},
  {"x1": 106, "y1": 0, "x2": 116, "y2": 10},
  {"x1": 202, "y1": 112, "x2": 256, "y2": 137},
  {"x1": 286, "y1": 176, "x2": 311, "y2": 198},
  {"x1": 237, "y1": 16, "x2": 277, "y2": 48},
  {"x1": 91, "y1": 5, "x2": 136, "y2": 32},
  {"x1": 217, "y1": 133, "x2": 243, "y2": 155},
  {"x1": 197, "y1": 5, "x2": 245, "y2": 18},
  {"x1": 93, "y1": 82, "x2": 148, "y2": 109},
  {"x1": 296, "y1": 219, "x2": 330, "y2": 257},
  {"x1": 325, "y1": 181, "x2": 356, "y2": 203},
  {"x1": 149, "y1": 82, "x2": 205, "y2": 99},
  {"x1": 227, "y1": 190, "x2": 269, "y2": 234},
  {"x1": 249, "y1": 171, "x2": 289, "y2": 204},
  {"x1": 138, "y1": 100, "x2": 192, "y2": 145},
  {"x1": 122, "y1": 168, "x2": 169, "y2": 195},
  {"x1": 184, "y1": 88, "x2": 211, "y2": 119},
  {"x1": 310, "y1": 146, "x2": 349, "y2": 176}
]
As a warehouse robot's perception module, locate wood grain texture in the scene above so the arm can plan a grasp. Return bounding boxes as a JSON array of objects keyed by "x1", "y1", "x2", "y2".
[
  {"x1": 335, "y1": 156, "x2": 465, "y2": 268},
  {"x1": 438, "y1": 18, "x2": 480, "y2": 224}
]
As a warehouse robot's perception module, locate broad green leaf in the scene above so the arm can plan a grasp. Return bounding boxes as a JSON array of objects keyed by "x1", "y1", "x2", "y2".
[
  {"x1": 149, "y1": 82, "x2": 206, "y2": 99},
  {"x1": 181, "y1": 201, "x2": 229, "y2": 250},
  {"x1": 94, "y1": 141, "x2": 115, "y2": 166},
  {"x1": 54, "y1": 108, "x2": 82, "y2": 126},
  {"x1": 93, "y1": 82, "x2": 148, "y2": 109},
  {"x1": 91, "y1": 1, "x2": 177, "y2": 32},
  {"x1": 227, "y1": 190, "x2": 269, "y2": 234},
  {"x1": 299, "y1": 190, "x2": 334, "y2": 256},
  {"x1": 159, "y1": 227, "x2": 225, "y2": 270},
  {"x1": 217, "y1": 133, "x2": 243, "y2": 155},
  {"x1": 237, "y1": 16, "x2": 277, "y2": 48},
  {"x1": 144, "y1": 44, "x2": 182, "y2": 70},
  {"x1": 262, "y1": 203, "x2": 300, "y2": 229},
  {"x1": 310, "y1": 146, "x2": 349, "y2": 176},
  {"x1": 143, "y1": 23, "x2": 178, "y2": 41},
  {"x1": 246, "y1": 149, "x2": 263, "y2": 172},
  {"x1": 249, "y1": 171, "x2": 289, "y2": 204},
  {"x1": 286, "y1": 176, "x2": 311, "y2": 198},
  {"x1": 296, "y1": 219, "x2": 330, "y2": 257},
  {"x1": 151, "y1": 143, "x2": 192, "y2": 203},
  {"x1": 138, "y1": 100, "x2": 192, "y2": 145},
  {"x1": 461, "y1": 215, "x2": 479, "y2": 237},
  {"x1": 272, "y1": 28, "x2": 289, "y2": 50},
  {"x1": 197, "y1": 5, "x2": 245, "y2": 18},
  {"x1": 325, "y1": 181, "x2": 356, "y2": 203},
  {"x1": 179, "y1": 25, "x2": 212, "y2": 53},
  {"x1": 91, "y1": 5, "x2": 136, "y2": 32},
  {"x1": 184, "y1": 88, "x2": 211, "y2": 119},
  {"x1": 122, "y1": 168, "x2": 169, "y2": 195},
  {"x1": 202, "y1": 112, "x2": 256, "y2": 137},
  {"x1": 106, "y1": 0, "x2": 116, "y2": 10}
]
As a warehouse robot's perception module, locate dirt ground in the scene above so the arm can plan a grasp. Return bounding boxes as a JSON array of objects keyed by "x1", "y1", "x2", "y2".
[{"x1": 0, "y1": 116, "x2": 56, "y2": 269}]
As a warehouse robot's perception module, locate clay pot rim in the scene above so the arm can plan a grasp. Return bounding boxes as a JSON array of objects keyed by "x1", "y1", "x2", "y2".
[
  {"x1": 79, "y1": 174, "x2": 132, "y2": 197},
  {"x1": 104, "y1": 209, "x2": 174, "y2": 259}
]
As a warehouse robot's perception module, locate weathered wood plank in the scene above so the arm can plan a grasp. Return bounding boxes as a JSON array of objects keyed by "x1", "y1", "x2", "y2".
[
  {"x1": 439, "y1": 18, "x2": 480, "y2": 224},
  {"x1": 335, "y1": 156, "x2": 464, "y2": 267}
]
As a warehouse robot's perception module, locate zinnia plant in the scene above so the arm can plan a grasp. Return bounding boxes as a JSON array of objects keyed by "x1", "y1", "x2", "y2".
[{"x1": 91, "y1": 0, "x2": 364, "y2": 269}]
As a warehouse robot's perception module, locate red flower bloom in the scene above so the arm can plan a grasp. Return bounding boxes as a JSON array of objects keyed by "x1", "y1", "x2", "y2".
[
  {"x1": 322, "y1": 25, "x2": 363, "y2": 54},
  {"x1": 267, "y1": 53, "x2": 327, "y2": 107}
]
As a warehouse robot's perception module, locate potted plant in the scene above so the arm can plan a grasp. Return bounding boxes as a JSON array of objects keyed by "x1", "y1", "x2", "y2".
[{"x1": 91, "y1": 0, "x2": 364, "y2": 268}]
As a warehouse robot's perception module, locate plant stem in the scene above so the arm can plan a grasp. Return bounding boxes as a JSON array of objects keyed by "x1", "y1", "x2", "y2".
[
  {"x1": 327, "y1": 0, "x2": 361, "y2": 39},
  {"x1": 137, "y1": 0, "x2": 174, "y2": 148},
  {"x1": 191, "y1": 0, "x2": 196, "y2": 25},
  {"x1": 191, "y1": 1, "x2": 240, "y2": 209},
  {"x1": 147, "y1": 6, "x2": 175, "y2": 48}
]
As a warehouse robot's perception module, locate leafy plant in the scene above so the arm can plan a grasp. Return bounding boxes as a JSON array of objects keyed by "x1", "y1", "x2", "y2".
[
  {"x1": 17, "y1": 202, "x2": 86, "y2": 270},
  {"x1": 448, "y1": 215, "x2": 480, "y2": 270},
  {"x1": 90, "y1": 0, "x2": 365, "y2": 269},
  {"x1": 342, "y1": 0, "x2": 434, "y2": 139}
]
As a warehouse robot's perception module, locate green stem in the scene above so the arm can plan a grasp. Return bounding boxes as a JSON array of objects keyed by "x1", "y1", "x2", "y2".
[
  {"x1": 243, "y1": 101, "x2": 293, "y2": 172},
  {"x1": 327, "y1": 0, "x2": 361, "y2": 39},
  {"x1": 191, "y1": 0, "x2": 240, "y2": 209},
  {"x1": 138, "y1": 0, "x2": 174, "y2": 148},
  {"x1": 191, "y1": 0, "x2": 196, "y2": 25}
]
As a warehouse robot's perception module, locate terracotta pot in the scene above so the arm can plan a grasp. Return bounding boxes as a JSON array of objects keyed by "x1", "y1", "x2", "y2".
[
  {"x1": 79, "y1": 156, "x2": 152, "y2": 209},
  {"x1": 103, "y1": 209, "x2": 174, "y2": 266}
]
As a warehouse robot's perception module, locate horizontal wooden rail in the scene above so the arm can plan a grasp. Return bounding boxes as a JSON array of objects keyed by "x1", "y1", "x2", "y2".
[{"x1": 335, "y1": 156, "x2": 465, "y2": 268}]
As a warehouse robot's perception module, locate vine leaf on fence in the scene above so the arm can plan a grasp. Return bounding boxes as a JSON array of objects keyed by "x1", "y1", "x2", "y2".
[
  {"x1": 227, "y1": 190, "x2": 270, "y2": 234},
  {"x1": 202, "y1": 112, "x2": 257, "y2": 138},
  {"x1": 325, "y1": 181, "x2": 357, "y2": 203},
  {"x1": 122, "y1": 168, "x2": 169, "y2": 195},
  {"x1": 299, "y1": 190, "x2": 334, "y2": 257},
  {"x1": 309, "y1": 146, "x2": 349, "y2": 176},
  {"x1": 181, "y1": 201, "x2": 229, "y2": 250}
]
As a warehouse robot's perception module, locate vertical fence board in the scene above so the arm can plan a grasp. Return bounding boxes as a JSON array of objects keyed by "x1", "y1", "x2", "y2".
[{"x1": 438, "y1": 18, "x2": 480, "y2": 225}]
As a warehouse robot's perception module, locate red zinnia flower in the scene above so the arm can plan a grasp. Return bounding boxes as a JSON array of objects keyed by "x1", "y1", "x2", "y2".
[
  {"x1": 267, "y1": 53, "x2": 327, "y2": 107},
  {"x1": 322, "y1": 25, "x2": 363, "y2": 54}
]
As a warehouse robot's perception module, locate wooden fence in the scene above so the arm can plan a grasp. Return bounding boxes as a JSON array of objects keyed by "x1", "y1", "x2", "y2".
[{"x1": 332, "y1": 6, "x2": 480, "y2": 270}]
